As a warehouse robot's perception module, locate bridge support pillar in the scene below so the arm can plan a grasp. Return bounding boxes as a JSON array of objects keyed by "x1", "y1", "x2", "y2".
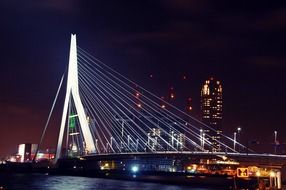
[{"x1": 55, "y1": 34, "x2": 96, "y2": 161}]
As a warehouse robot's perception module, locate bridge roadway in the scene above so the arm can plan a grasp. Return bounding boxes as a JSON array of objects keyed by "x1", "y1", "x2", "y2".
[{"x1": 81, "y1": 151, "x2": 286, "y2": 168}]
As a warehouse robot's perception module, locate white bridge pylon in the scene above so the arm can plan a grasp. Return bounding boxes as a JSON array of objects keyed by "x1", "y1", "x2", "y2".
[{"x1": 56, "y1": 34, "x2": 96, "y2": 160}]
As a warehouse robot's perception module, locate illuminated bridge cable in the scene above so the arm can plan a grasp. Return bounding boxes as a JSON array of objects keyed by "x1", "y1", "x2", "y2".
[
  {"x1": 77, "y1": 48, "x2": 233, "y2": 142},
  {"x1": 78, "y1": 54, "x2": 188, "y2": 151},
  {"x1": 80, "y1": 75, "x2": 130, "y2": 153},
  {"x1": 79, "y1": 73, "x2": 134, "y2": 153},
  {"x1": 33, "y1": 70, "x2": 66, "y2": 162},
  {"x1": 78, "y1": 59, "x2": 201, "y2": 151},
  {"x1": 80, "y1": 85, "x2": 119, "y2": 153},
  {"x1": 78, "y1": 66, "x2": 157, "y2": 152},
  {"x1": 78, "y1": 51, "x2": 219, "y2": 151},
  {"x1": 77, "y1": 47, "x2": 252, "y2": 153},
  {"x1": 77, "y1": 49, "x2": 213, "y2": 148},
  {"x1": 77, "y1": 50, "x2": 231, "y2": 151},
  {"x1": 77, "y1": 49, "x2": 218, "y2": 152},
  {"x1": 80, "y1": 83, "x2": 122, "y2": 153},
  {"x1": 79, "y1": 73, "x2": 126, "y2": 152},
  {"x1": 84, "y1": 50, "x2": 249, "y2": 152},
  {"x1": 79, "y1": 83, "x2": 112, "y2": 153},
  {"x1": 78, "y1": 57, "x2": 180, "y2": 151},
  {"x1": 79, "y1": 84, "x2": 106, "y2": 153},
  {"x1": 79, "y1": 64, "x2": 159, "y2": 152}
]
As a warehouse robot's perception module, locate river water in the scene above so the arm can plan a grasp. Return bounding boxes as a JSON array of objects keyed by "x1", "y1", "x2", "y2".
[{"x1": 0, "y1": 173, "x2": 221, "y2": 190}]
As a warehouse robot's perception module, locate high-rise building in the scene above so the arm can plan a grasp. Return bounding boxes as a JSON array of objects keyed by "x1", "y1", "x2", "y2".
[{"x1": 201, "y1": 77, "x2": 223, "y2": 152}]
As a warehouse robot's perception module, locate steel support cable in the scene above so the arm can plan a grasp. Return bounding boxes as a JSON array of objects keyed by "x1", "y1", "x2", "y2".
[
  {"x1": 78, "y1": 70, "x2": 137, "y2": 152},
  {"x1": 79, "y1": 62, "x2": 168, "y2": 151},
  {"x1": 78, "y1": 67, "x2": 155, "y2": 152},
  {"x1": 79, "y1": 63, "x2": 216, "y2": 152},
  {"x1": 78, "y1": 56, "x2": 202, "y2": 151},
  {"x1": 33, "y1": 71, "x2": 65, "y2": 161},
  {"x1": 78, "y1": 61, "x2": 181, "y2": 151},
  {"x1": 77, "y1": 52, "x2": 219, "y2": 148},
  {"x1": 78, "y1": 56, "x2": 191, "y2": 150},
  {"x1": 79, "y1": 81, "x2": 135, "y2": 153},
  {"x1": 77, "y1": 50, "x2": 244, "y2": 152},
  {"x1": 78, "y1": 57, "x2": 208, "y2": 151},
  {"x1": 78, "y1": 82, "x2": 113, "y2": 153},
  {"x1": 78, "y1": 68, "x2": 134, "y2": 148},
  {"x1": 76, "y1": 91, "x2": 99, "y2": 153},
  {"x1": 79, "y1": 81, "x2": 129, "y2": 153},
  {"x1": 78, "y1": 59, "x2": 175, "y2": 150},
  {"x1": 78, "y1": 84, "x2": 110, "y2": 153},
  {"x1": 76, "y1": 87, "x2": 102, "y2": 153},
  {"x1": 79, "y1": 81, "x2": 144, "y2": 153},
  {"x1": 79, "y1": 59, "x2": 159, "y2": 149},
  {"x1": 77, "y1": 48, "x2": 247, "y2": 151}
]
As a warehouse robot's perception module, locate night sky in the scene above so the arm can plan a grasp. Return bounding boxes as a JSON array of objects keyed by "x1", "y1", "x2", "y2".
[{"x1": 1, "y1": 0, "x2": 286, "y2": 157}]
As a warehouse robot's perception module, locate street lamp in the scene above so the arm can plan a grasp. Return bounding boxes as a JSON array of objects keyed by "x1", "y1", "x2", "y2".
[
  {"x1": 200, "y1": 129, "x2": 203, "y2": 147},
  {"x1": 274, "y1": 131, "x2": 278, "y2": 154},
  {"x1": 237, "y1": 127, "x2": 242, "y2": 152},
  {"x1": 233, "y1": 132, "x2": 237, "y2": 151},
  {"x1": 274, "y1": 131, "x2": 277, "y2": 142},
  {"x1": 202, "y1": 133, "x2": 206, "y2": 150}
]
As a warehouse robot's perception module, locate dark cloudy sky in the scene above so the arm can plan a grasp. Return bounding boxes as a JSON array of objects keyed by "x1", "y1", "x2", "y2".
[{"x1": 1, "y1": 0, "x2": 286, "y2": 156}]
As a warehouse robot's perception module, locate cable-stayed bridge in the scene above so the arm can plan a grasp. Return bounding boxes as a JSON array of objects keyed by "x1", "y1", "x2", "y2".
[
  {"x1": 40, "y1": 34, "x2": 286, "y2": 189},
  {"x1": 54, "y1": 34, "x2": 246, "y2": 159}
]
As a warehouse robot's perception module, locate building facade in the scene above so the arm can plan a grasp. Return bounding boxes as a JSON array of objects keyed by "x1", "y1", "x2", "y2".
[
  {"x1": 201, "y1": 77, "x2": 223, "y2": 152},
  {"x1": 17, "y1": 143, "x2": 38, "y2": 162}
]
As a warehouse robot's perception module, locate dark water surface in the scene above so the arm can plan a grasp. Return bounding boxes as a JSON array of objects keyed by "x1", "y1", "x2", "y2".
[{"x1": 0, "y1": 173, "x2": 223, "y2": 190}]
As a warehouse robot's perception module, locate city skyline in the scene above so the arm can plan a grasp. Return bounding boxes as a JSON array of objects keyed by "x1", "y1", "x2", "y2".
[{"x1": 1, "y1": 1, "x2": 286, "y2": 156}]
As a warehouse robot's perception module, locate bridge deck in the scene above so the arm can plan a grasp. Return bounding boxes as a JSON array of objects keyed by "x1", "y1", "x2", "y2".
[{"x1": 82, "y1": 151, "x2": 286, "y2": 167}]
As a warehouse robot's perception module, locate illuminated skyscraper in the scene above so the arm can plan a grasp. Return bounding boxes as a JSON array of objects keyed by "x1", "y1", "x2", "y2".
[{"x1": 201, "y1": 77, "x2": 223, "y2": 152}]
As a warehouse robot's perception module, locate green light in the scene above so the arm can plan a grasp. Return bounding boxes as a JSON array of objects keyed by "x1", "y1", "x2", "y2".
[{"x1": 69, "y1": 114, "x2": 77, "y2": 128}]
